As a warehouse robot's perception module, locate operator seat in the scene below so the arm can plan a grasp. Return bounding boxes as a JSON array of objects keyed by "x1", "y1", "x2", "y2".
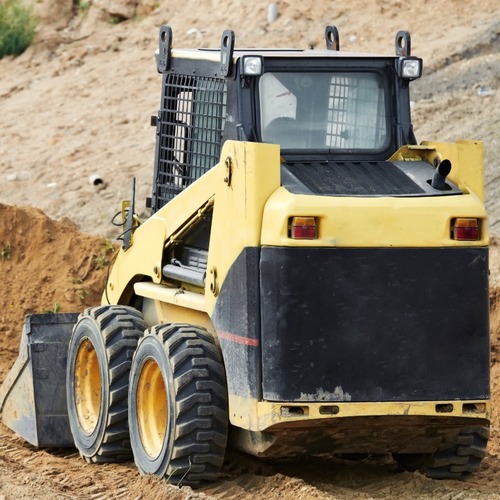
[{"x1": 263, "y1": 117, "x2": 307, "y2": 149}]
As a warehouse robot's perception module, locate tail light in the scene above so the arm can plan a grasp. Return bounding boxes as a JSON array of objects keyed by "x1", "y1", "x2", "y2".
[
  {"x1": 290, "y1": 217, "x2": 317, "y2": 240},
  {"x1": 452, "y1": 218, "x2": 480, "y2": 241}
]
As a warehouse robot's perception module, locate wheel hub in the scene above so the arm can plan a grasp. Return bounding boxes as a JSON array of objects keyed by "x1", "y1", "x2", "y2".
[
  {"x1": 74, "y1": 339, "x2": 102, "y2": 435},
  {"x1": 136, "y1": 359, "x2": 168, "y2": 459}
]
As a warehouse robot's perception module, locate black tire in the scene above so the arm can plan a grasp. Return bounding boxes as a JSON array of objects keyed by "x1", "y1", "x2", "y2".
[
  {"x1": 423, "y1": 425, "x2": 489, "y2": 479},
  {"x1": 393, "y1": 425, "x2": 489, "y2": 479},
  {"x1": 128, "y1": 323, "x2": 228, "y2": 487},
  {"x1": 66, "y1": 305, "x2": 145, "y2": 463}
]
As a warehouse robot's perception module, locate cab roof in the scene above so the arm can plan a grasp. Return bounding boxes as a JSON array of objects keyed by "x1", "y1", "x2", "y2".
[{"x1": 172, "y1": 47, "x2": 396, "y2": 61}]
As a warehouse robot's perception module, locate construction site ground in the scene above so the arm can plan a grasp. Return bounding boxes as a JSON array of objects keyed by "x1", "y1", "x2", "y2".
[{"x1": 1, "y1": 0, "x2": 500, "y2": 497}]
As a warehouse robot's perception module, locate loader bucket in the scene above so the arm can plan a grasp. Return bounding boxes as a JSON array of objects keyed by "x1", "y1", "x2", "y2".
[{"x1": 0, "y1": 313, "x2": 78, "y2": 447}]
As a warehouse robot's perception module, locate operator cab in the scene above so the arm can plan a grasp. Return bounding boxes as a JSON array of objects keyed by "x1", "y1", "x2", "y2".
[{"x1": 151, "y1": 26, "x2": 423, "y2": 211}]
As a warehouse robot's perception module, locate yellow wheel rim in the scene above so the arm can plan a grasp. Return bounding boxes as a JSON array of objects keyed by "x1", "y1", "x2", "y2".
[
  {"x1": 136, "y1": 359, "x2": 168, "y2": 459},
  {"x1": 74, "y1": 339, "x2": 102, "y2": 435}
]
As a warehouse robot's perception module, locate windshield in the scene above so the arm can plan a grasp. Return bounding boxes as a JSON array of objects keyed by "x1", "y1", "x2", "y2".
[{"x1": 259, "y1": 72, "x2": 388, "y2": 151}]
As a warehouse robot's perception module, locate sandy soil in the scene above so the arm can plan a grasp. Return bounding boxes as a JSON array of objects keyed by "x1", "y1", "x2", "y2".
[{"x1": 1, "y1": 0, "x2": 500, "y2": 498}]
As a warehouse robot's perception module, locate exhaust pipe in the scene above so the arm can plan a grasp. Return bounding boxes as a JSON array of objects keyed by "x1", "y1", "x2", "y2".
[{"x1": 431, "y1": 159, "x2": 452, "y2": 190}]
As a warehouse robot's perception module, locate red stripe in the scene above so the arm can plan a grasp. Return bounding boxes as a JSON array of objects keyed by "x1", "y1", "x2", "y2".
[{"x1": 218, "y1": 330, "x2": 259, "y2": 347}]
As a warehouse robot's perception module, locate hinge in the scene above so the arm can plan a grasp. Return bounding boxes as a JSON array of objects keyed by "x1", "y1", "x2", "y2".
[{"x1": 209, "y1": 267, "x2": 219, "y2": 296}]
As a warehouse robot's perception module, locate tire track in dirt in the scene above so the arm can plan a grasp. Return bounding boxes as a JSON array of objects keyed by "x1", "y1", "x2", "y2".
[{"x1": 0, "y1": 423, "x2": 188, "y2": 499}]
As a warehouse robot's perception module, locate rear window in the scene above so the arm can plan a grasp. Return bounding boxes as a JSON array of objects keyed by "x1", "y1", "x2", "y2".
[{"x1": 259, "y1": 72, "x2": 388, "y2": 151}]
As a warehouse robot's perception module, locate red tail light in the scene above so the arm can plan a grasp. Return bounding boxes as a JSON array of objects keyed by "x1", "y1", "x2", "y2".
[
  {"x1": 290, "y1": 217, "x2": 317, "y2": 239},
  {"x1": 452, "y1": 218, "x2": 480, "y2": 241}
]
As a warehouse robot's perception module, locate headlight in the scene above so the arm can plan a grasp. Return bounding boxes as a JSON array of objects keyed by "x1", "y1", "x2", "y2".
[
  {"x1": 241, "y1": 56, "x2": 263, "y2": 76},
  {"x1": 397, "y1": 57, "x2": 423, "y2": 80}
]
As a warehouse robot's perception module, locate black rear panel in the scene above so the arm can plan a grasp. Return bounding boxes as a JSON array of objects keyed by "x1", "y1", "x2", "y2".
[{"x1": 260, "y1": 247, "x2": 490, "y2": 402}]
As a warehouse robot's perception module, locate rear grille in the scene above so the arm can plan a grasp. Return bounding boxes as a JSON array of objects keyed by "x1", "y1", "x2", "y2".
[{"x1": 285, "y1": 161, "x2": 425, "y2": 196}]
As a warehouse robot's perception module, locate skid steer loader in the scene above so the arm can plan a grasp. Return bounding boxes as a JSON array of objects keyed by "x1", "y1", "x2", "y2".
[{"x1": 0, "y1": 25, "x2": 490, "y2": 486}]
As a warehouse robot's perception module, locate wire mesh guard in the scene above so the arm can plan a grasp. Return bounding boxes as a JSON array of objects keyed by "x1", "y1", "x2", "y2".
[
  {"x1": 153, "y1": 74, "x2": 227, "y2": 210},
  {"x1": 326, "y1": 75, "x2": 386, "y2": 150}
]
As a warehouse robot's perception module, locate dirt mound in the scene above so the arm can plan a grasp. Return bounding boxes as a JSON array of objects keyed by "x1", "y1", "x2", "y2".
[{"x1": 0, "y1": 203, "x2": 109, "y2": 380}]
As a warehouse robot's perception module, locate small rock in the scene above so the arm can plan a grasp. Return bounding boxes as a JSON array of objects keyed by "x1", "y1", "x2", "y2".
[
  {"x1": 477, "y1": 86, "x2": 493, "y2": 97},
  {"x1": 267, "y1": 3, "x2": 279, "y2": 23}
]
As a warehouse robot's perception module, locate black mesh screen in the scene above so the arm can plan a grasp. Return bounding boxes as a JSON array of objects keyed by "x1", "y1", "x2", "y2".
[{"x1": 152, "y1": 74, "x2": 227, "y2": 211}]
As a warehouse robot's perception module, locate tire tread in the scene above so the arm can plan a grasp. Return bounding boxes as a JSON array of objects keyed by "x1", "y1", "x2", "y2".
[
  {"x1": 423, "y1": 425, "x2": 489, "y2": 480},
  {"x1": 69, "y1": 305, "x2": 145, "y2": 463},
  {"x1": 149, "y1": 323, "x2": 228, "y2": 486}
]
